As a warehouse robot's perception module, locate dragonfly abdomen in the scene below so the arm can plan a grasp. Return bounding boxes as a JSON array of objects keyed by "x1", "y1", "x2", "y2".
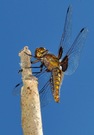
[{"x1": 51, "y1": 67, "x2": 64, "y2": 102}]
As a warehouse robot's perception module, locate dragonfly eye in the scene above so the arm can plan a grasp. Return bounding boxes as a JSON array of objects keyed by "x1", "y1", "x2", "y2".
[{"x1": 35, "y1": 47, "x2": 48, "y2": 58}]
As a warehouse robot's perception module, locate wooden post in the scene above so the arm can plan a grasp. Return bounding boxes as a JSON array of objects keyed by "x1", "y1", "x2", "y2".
[{"x1": 19, "y1": 46, "x2": 43, "y2": 135}]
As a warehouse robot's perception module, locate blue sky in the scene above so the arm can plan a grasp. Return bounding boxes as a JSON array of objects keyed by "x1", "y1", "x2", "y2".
[{"x1": 0, "y1": 0, "x2": 94, "y2": 135}]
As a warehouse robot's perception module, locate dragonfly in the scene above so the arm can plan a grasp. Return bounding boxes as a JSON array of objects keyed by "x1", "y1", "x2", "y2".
[
  {"x1": 29, "y1": 5, "x2": 88, "y2": 103},
  {"x1": 15, "y1": 5, "x2": 88, "y2": 105}
]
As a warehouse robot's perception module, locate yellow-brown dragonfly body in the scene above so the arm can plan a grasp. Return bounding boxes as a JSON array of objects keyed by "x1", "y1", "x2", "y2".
[{"x1": 35, "y1": 47, "x2": 65, "y2": 102}]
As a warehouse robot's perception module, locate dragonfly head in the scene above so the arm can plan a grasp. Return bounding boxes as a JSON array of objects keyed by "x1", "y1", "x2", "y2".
[{"x1": 35, "y1": 47, "x2": 48, "y2": 58}]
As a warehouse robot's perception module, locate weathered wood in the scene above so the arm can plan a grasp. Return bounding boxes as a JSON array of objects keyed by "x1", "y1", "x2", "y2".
[{"x1": 19, "y1": 46, "x2": 43, "y2": 135}]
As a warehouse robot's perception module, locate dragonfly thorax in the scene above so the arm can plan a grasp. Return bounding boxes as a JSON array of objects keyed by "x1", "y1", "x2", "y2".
[
  {"x1": 42, "y1": 54, "x2": 60, "y2": 71},
  {"x1": 35, "y1": 47, "x2": 48, "y2": 58}
]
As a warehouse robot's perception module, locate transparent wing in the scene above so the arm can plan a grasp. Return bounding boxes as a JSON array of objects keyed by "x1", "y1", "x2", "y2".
[
  {"x1": 14, "y1": 69, "x2": 53, "y2": 107},
  {"x1": 39, "y1": 79, "x2": 53, "y2": 107},
  {"x1": 13, "y1": 68, "x2": 46, "y2": 96},
  {"x1": 58, "y1": 5, "x2": 72, "y2": 57},
  {"x1": 38, "y1": 71, "x2": 54, "y2": 107},
  {"x1": 65, "y1": 28, "x2": 88, "y2": 75}
]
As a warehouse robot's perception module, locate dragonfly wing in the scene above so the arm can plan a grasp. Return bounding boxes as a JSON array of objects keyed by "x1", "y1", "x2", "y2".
[
  {"x1": 14, "y1": 70, "x2": 53, "y2": 107},
  {"x1": 39, "y1": 79, "x2": 53, "y2": 107},
  {"x1": 39, "y1": 72, "x2": 54, "y2": 107},
  {"x1": 64, "y1": 28, "x2": 88, "y2": 75},
  {"x1": 58, "y1": 5, "x2": 72, "y2": 58}
]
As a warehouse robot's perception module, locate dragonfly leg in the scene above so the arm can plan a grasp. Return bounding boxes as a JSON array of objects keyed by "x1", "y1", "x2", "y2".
[
  {"x1": 31, "y1": 59, "x2": 40, "y2": 64},
  {"x1": 24, "y1": 52, "x2": 35, "y2": 58},
  {"x1": 28, "y1": 63, "x2": 44, "y2": 71}
]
